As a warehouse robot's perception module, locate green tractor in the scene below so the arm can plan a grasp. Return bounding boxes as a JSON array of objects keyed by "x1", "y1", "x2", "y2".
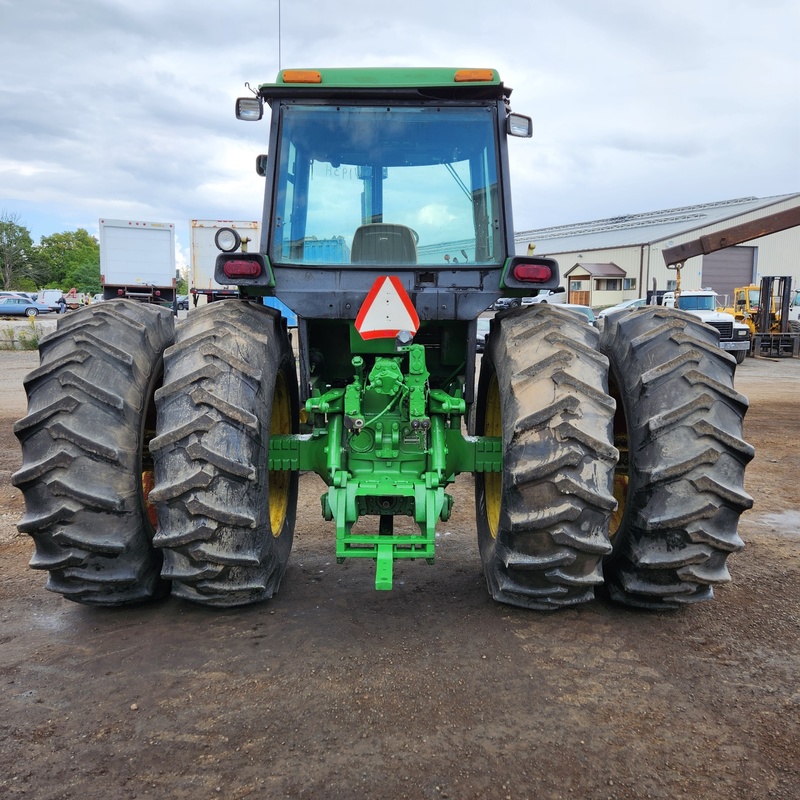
[{"x1": 14, "y1": 68, "x2": 754, "y2": 610}]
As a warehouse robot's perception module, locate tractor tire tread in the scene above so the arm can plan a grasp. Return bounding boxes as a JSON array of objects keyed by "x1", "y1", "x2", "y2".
[
  {"x1": 151, "y1": 301, "x2": 297, "y2": 608},
  {"x1": 599, "y1": 306, "x2": 753, "y2": 609},
  {"x1": 476, "y1": 305, "x2": 617, "y2": 610},
  {"x1": 12, "y1": 300, "x2": 175, "y2": 606}
]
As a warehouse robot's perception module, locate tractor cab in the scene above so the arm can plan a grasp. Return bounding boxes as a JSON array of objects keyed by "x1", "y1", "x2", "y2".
[{"x1": 220, "y1": 68, "x2": 557, "y2": 324}]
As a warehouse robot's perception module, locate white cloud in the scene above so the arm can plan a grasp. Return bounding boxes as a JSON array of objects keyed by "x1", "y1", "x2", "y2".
[
  {"x1": 417, "y1": 205, "x2": 457, "y2": 228},
  {"x1": 0, "y1": 0, "x2": 798, "y2": 257}
]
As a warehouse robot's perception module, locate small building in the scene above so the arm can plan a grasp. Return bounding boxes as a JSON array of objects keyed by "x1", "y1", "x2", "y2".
[
  {"x1": 563, "y1": 262, "x2": 627, "y2": 307},
  {"x1": 515, "y1": 193, "x2": 800, "y2": 308}
]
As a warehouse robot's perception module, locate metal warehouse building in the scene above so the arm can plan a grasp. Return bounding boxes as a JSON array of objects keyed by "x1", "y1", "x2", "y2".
[{"x1": 515, "y1": 193, "x2": 800, "y2": 308}]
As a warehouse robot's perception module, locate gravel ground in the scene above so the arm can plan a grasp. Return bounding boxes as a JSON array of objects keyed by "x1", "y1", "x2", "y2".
[{"x1": 1, "y1": 349, "x2": 798, "y2": 800}]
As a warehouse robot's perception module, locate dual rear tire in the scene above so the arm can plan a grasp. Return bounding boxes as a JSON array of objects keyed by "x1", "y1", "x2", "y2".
[
  {"x1": 475, "y1": 305, "x2": 753, "y2": 609},
  {"x1": 13, "y1": 300, "x2": 298, "y2": 607}
]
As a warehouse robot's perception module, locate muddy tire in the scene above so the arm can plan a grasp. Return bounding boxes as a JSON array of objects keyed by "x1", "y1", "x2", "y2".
[
  {"x1": 474, "y1": 306, "x2": 618, "y2": 609},
  {"x1": 789, "y1": 320, "x2": 800, "y2": 334},
  {"x1": 150, "y1": 301, "x2": 299, "y2": 607},
  {"x1": 12, "y1": 301, "x2": 175, "y2": 605},
  {"x1": 599, "y1": 307, "x2": 754, "y2": 608}
]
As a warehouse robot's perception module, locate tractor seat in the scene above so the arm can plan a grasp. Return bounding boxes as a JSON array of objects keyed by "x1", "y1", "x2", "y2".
[{"x1": 351, "y1": 223, "x2": 417, "y2": 264}]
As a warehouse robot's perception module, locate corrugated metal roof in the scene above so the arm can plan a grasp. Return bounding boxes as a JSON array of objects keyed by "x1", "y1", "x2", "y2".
[{"x1": 515, "y1": 193, "x2": 800, "y2": 253}]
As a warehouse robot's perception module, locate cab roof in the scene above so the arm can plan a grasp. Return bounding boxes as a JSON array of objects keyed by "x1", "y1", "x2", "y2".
[{"x1": 258, "y1": 67, "x2": 510, "y2": 102}]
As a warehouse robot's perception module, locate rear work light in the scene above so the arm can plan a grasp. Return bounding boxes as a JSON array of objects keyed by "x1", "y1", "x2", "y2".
[
  {"x1": 215, "y1": 227, "x2": 242, "y2": 253},
  {"x1": 236, "y1": 97, "x2": 263, "y2": 121},
  {"x1": 223, "y1": 259, "x2": 262, "y2": 279},
  {"x1": 513, "y1": 263, "x2": 552, "y2": 283},
  {"x1": 507, "y1": 113, "x2": 533, "y2": 138}
]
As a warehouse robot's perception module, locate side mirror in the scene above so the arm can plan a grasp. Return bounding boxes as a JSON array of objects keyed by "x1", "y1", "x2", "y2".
[{"x1": 256, "y1": 153, "x2": 268, "y2": 177}]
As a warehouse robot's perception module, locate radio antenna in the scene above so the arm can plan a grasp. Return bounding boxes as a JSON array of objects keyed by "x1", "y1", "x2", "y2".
[{"x1": 278, "y1": 0, "x2": 282, "y2": 70}]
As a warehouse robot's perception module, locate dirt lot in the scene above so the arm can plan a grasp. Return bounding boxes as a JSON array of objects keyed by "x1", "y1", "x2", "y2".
[{"x1": 1, "y1": 349, "x2": 798, "y2": 800}]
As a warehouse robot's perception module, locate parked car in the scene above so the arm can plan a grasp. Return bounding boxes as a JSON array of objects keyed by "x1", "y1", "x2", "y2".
[
  {"x1": 0, "y1": 291, "x2": 34, "y2": 301},
  {"x1": 597, "y1": 297, "x2": 648, "y2": 318},
  {"x1": 476, "y1": 316, "x2": 491, "y2": 352},
  {"x1": 561, "y1": 304, "x2": 597, "y2": 326},
  {"x1": 176, "y1": 295, "x2": 190, "y2": 311},
  {"x1": 492, "y1": 296, "x2": 520, "y2": 310},
  {"x1": 522, "y1": 286, "x2": 567, "y2": 305},
  {"x1": 0, "y1": 296, "x2": 54, "y2": 317},
  {"x1": 494, "y1": 285, "x2": 568, "y2": 310}
]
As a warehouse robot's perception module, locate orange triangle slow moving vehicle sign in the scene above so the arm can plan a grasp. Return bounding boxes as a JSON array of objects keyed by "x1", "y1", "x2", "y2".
[{"x1": 355, "y1": 275, "x2": 420, "y2": 340}]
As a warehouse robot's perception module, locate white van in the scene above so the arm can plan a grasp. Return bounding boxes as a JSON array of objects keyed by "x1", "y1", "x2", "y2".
[
  {"x1": 36, "y1": 289, "x2": 66, "y2": 310},
  {"x1": 36, "y1": 289, "x2": 84, "y2": 311}
]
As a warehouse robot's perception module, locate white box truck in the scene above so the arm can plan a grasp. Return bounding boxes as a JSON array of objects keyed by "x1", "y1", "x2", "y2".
[
  {"x1": 99, "y1": 219, "x2": 176, "y2": 304},
  {"x1": 190, "y1": 219, "x2": 296, "y2": 324}
]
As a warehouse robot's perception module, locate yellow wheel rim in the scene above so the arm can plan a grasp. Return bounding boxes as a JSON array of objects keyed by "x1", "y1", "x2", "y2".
[
  {"x1": 610, "y1": 473, "x2": 628, "y2": 538},
  {"x1": 484, "y1": 372, "x2": 502, "y2": 538},
  {"x1": 269, "y1": 371, "x2": 291, "y2": 537},
  {"x1": 610, "y1": 403, "x2": 629, "y2": 538}
]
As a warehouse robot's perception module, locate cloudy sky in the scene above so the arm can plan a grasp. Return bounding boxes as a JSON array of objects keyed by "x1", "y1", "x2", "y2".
[{"x1": 2, "y1": 0, "x2": 798, "y2": 270}]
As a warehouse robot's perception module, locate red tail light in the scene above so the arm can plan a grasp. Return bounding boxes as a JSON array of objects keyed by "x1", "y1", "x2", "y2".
[
  {"x1": 513, "y1": 263, "x2": 552, "y2": 283},
  {"x1": 223, "y1": 259, "x2": 262, "y2": 278}
]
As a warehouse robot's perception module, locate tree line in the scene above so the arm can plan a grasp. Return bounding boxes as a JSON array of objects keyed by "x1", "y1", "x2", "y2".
[{"x1": 1, "y1": 210, "x2": 102, "y2": 294}]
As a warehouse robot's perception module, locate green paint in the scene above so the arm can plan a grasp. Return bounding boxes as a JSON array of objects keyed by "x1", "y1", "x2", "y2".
[
  {"x1": 268, "y1": 67, "x2": 502, "y2": 90},
  {"x1": 268, "y1": 338, "x2": 501, "y2": 589}
]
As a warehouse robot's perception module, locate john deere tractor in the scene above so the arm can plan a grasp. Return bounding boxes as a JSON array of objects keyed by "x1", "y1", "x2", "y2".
[{"x1": 14, "y1": 68, "x2": 754, "y2": 610}]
